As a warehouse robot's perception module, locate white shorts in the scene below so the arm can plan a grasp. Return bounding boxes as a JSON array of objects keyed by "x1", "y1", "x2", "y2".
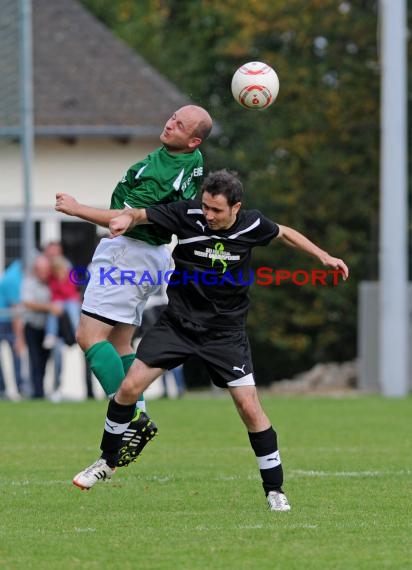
[{"x1": 82, "y1": 236, "x2": 171, "y2": 325}]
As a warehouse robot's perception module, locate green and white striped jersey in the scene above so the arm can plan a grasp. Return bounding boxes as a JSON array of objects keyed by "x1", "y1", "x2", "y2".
[{"x1": 110, "y1": 146, "x2": 204, "y2": 245}]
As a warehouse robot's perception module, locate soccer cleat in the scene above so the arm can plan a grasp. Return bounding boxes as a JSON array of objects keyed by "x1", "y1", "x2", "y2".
[
  {"x1": 72, "y1": 458, "x2": 115, "y2": 490},
  {"x1": 117, "y1": 411, "x2": 158, "y2": 467},
  {"x1": 267, "y1": 490, "x2": 291, "y2": 512}
]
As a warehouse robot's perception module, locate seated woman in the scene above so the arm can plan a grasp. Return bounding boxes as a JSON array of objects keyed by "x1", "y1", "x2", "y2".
[{"x1": 43, "y1": 255, "x2": 81, "y2": 349}]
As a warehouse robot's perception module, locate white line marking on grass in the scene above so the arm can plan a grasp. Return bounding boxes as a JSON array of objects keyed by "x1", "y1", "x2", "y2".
[
  {"x1": 195, "y1": 523, "x2": 319, "y2": 532},
  {"x1": 286, "y1": 524, "x2": 318, "y2": 529},
  {"x1": 194, "y1": 524, "x2": 265, "y2": 532},
  {"x1": 215, "y1": 475, "x2": 239, "y2": 481},
  {"x1": 195, "y1": 525, "x2": 209, "y2": 531},
  {"x1": 7, "y1": 480, "x2": 72, "y2": 486},
  {"x1": 290, "y1": 469, "x2": 411, "y2": 478},
  {"x1": 74, "y1": 527, "x2": 96, "y2": 533},
  {"x1": 144, "y1": 475, "x2": 174, "y2": 483}
]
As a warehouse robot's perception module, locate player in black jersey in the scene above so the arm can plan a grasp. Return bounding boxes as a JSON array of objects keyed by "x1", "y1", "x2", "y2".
[{"x1": 73, "y1": 170, "x2": 349, "y2": 511}]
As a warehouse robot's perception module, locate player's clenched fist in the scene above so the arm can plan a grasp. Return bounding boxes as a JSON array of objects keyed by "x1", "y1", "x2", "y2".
[
  {"x1": 55, "y1": 193, "x2": 79, "y2": 216},
  {"x1": 109, "y1": 210, "x2": 135, "y2": 238}
]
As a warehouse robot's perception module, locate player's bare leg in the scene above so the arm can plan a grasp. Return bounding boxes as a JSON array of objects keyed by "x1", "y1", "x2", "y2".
[{"x1": 229, "y1": 385, "x2": 291, "y2": 512}]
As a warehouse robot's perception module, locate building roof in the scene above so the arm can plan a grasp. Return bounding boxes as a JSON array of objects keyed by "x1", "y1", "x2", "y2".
[{"x1": 0, "y1": 0, "x2": 192, "y2": 139}]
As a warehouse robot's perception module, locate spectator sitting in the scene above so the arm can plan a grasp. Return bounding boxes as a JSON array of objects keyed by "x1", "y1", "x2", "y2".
[
  {"x1": 43, "y1": 255, "x2": 81, "y2": 350},
  {"x1": 43, "y1": 241, "x2": 95, "y2": 399},
  {"x1": 22, "y1": 254, "x2": 63, "y2": 399}
]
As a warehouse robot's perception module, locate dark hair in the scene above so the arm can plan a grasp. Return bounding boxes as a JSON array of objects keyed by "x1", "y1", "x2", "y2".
[{"x1": 201, "y1": 169, "x2": 243, "y2": 206}]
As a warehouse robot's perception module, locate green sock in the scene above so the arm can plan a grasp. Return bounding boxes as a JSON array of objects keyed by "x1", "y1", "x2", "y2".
[
  {"x1": 121, "y1": 353, "x2": 146, "y2": 412},
  {"x1": 85, "y1": 341, "x2": 125, "y2": 397},
  {"x1": 120, "y1": 353, "x2": 135, "y2": 375}
]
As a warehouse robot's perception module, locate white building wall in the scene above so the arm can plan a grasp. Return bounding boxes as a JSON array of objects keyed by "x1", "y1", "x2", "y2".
[
  {"x1": 0, "y1": 136, "x2": 169, "y2": 400},
  {"x1": 0, "y1": 137, "x2": 157, "y2": 269},
  {"x1": 0, "y1": 137, "x2": 156, "y2": 209}
]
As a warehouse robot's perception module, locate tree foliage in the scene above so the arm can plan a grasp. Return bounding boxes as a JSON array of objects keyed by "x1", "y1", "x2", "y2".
[{"x1": 80, "y1": 0, "x2": 393, "y2": 382}]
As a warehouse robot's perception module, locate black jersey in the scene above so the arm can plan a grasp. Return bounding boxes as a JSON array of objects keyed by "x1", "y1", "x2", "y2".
[{"x1": 146, "y1": 199, "x2": 279, "y2": 330}]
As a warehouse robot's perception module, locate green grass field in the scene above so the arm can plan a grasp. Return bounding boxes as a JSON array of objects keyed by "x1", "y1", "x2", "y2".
[{"x1": 1, "y1": 394, "x2": 411, "y2": 569}]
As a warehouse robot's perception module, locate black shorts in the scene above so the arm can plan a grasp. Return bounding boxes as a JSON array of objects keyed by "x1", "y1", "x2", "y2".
[{"x1": 136, "y1": 312, "x2": 255, "y2": 389}]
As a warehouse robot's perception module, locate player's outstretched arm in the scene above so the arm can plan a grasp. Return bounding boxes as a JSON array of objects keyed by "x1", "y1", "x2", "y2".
[
  {"x1": 55, "y1": 193, "x2": 121, "y2": 228},
  {"x1": 109, "y1": 208, "x2": 148, "y2": 238},
  {"x1": 276, "y1": 224, "x2": 349, "y2": 280}
]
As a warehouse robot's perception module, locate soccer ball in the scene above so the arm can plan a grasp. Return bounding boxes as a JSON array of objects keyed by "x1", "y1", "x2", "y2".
[{"x1": 231, "y1": 61, "x2": 279, "y2": 110}]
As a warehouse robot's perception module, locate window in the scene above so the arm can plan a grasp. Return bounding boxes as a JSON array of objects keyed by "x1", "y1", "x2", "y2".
[{"x1": 4, "y1": 220, "x2": 41, "y2": 268}]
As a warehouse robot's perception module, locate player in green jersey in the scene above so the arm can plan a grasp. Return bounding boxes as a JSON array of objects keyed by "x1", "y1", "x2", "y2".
[{"x1": 55, "y1": 105, "x2": 213, "y2": 466}]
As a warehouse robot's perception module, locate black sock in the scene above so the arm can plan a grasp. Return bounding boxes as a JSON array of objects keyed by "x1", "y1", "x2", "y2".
[
  {"x1": 100, "y1": 398, "x2": 136, "y2": 467},
  {"x1": 248, "y1": 426, "x2": 284, "y2": 496}
]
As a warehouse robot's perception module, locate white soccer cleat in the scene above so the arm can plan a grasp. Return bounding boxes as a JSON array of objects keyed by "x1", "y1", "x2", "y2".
[
  {"x1": 267, "y1": 490, "x2": 291, "y2": 512},
  {"x1": 72, "y1": 458, "x2": 115, "y2": 491}
]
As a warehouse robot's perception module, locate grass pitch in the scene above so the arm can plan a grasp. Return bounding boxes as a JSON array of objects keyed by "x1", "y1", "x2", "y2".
[{"x1": 1, "y1": 394, "x2": 411, "y2": 569}]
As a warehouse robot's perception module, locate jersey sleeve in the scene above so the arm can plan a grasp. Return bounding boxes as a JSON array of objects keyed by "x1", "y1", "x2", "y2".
[
  {"x1": 146, "y1": 201, "x2": 186, "y2": 234},
  {"x1": 114, "y1": 163, "x2": 160, "y2": 210},
  {"x1": 253, "y1": 212, "x2": 280, "y2": 246},
  {"x1": 109, "y1": 162, "x2": 147, "y2": 210}
]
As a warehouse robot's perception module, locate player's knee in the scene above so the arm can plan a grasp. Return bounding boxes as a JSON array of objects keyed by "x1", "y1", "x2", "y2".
[
  {"x1": 75, "y1": 328, "x2": 86, "y2": 350},
  {"x1": 118, "y1": 377, "x2": 139, "y2": 401},
  {"x1": 76, "y1": 323, "x2": 105, "y2": 351},
  {"x1": 235, "y1": 398, "x2": 267, "y2": 431},
  {"x1": 236, "y1": 400, "x2": 256, "y2": 425},
  {"x1": 76, "y1": 328, "x2": 95, "y2": 352}
]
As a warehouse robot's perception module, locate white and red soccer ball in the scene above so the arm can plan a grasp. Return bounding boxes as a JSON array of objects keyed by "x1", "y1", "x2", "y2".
[{"x1": 231, "y1": 61, "x2": 279, "y2": 110}]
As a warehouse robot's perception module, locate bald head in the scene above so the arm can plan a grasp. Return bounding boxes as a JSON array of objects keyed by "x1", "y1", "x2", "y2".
[
  {"x1": 160, "y1": 105, "x2": 213, "y2": 153},
  {"x1": 32, "y1": 254, "x2": 51, "y2": 283},
  {"x1": 180, "y1": 105, "x2": 213, "y2": 142}
]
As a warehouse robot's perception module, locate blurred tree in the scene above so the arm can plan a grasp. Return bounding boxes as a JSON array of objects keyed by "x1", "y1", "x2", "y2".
[{"x1": 80, "y1": 0, "x2": 398, "y2": 383}]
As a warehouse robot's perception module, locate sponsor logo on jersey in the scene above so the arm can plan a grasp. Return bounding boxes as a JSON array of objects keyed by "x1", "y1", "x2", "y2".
[
  {"x1": 196, "y1": 220, "x2": 207, "y2": 232},
  {"x1": 177, "y1": 166, "x2": 204, "y2": 193},
  {"x1": 193, "y1": 241, "x2": 240, "y2": 273}
]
